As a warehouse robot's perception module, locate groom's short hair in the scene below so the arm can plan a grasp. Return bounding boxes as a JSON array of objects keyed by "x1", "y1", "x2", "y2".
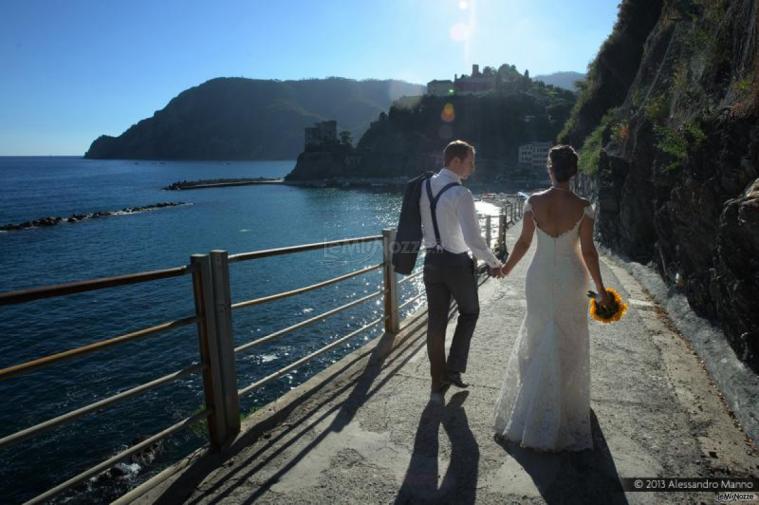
[{"x1": 444, "y1": 140, "x2": 475, "y2": 166}]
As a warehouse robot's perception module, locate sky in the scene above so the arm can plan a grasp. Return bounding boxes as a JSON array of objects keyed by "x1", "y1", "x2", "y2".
[{"x1": 0, "y1": 1, "x2": 619, "y2": 155}]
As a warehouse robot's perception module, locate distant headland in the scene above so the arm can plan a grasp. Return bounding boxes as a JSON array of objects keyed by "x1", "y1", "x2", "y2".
[{"x1": 84, "y1": 77, "x2": 424, "y2": 161}]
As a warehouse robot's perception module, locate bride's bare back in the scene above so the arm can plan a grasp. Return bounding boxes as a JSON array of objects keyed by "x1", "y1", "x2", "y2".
[{"x1": 528, "y1": 188, "x2": 590, "y2": 238}]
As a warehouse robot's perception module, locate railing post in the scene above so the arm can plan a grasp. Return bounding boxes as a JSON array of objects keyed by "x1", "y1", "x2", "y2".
[
  {"x1": 485, "y1": 215, "x2": 492, "y2": 249},
  {"x1": 498, "y1": 207, "x2": 506, "y2": 253},
  {"x1": 382, "y1": 229, "x2": 400, "y2": 334},
  {"x1": 209, "y1": 250, "x2": 241, "y2": 440},
  {"x1": 190, "y1": 252, "x2": 240, "y2": 452}
]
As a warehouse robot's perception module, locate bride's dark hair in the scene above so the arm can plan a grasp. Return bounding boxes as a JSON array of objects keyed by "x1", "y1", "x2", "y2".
[{"x1": 547, "y1": 145, "x2": 578, "y2": 182}]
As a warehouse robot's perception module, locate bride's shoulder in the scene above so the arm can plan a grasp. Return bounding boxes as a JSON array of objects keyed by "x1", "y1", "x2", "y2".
[
  {"x1": 576, "y1": 196, "x2": 592, "y2": 207},
  {"x1": 577, "y1": 197, "x2": 596, "y2": 219},
  {"x1": 526, "y1": 190, "x2": 549, "y2": 206}
]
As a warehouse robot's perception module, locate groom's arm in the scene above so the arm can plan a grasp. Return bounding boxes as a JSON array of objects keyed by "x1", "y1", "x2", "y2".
[{"x1": 455, "y1": 189, "x2": 502, "y2": 269}]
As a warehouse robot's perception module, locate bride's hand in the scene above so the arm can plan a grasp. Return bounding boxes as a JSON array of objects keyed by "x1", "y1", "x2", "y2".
[{"x1": 598, "y1": 289, "x2": 612, "y2": 308}]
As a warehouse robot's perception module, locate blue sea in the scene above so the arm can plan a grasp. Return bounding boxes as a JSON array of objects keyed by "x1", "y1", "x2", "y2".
[{"x1": 0, "y1": 157, "x2": 426, "y2": 504}]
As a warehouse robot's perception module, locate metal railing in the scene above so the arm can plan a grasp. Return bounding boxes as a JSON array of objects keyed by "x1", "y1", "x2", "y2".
[{"x1": 0, "y1": 197, "x2": 524, "y2": 504}]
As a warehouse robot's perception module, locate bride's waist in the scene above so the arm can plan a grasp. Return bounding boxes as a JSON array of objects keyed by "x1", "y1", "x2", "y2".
[
  {"x1": 528, "y1": 256, "x2": 585, "y2": 269},
  {"x1": 530, "y1": 252, "x2": 584, "y2": 262}
]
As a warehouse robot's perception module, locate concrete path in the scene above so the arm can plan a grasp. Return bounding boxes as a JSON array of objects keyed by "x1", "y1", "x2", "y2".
[{"x1": 129, "y1": 223, "x2": 759, "y2": 505}]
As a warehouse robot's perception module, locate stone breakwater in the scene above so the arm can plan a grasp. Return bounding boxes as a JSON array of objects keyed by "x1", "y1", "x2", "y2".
[
  {"x1": 163, "y1": 178, "x2": 284, "y2": 190},
  {"x1": 0, "y1": 202, "x2": 187, "y2": 232}
]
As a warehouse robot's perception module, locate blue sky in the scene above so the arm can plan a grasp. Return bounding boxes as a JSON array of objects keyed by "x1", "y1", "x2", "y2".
[{"x1": 0, "y1": 1, "x2": 619, "y2": 155}]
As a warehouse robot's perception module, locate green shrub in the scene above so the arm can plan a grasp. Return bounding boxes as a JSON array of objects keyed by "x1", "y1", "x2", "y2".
[
  {"x1": 557, "y1": 64, "x2": 598, "y2": 143},
  {"x1": 578, "y1": 123, "x2": 605, "y2": 175},
  {"x1": 654, "y1": 125, "x2": 686, "y2": 171},
  {"x1": 684, "y1": 120, "x2": 706, "y2": 146},
  {"x1": 611, "y1": 120, "x2": 630, "y2": 143},
  {"x1": 576, "y1": 109, "x2": 622, "y2": 175},
  {"x1": 698, "y1": 0, "x2": 728, "y2": 23},
  {"x1": 654, "y1": 119, "x2": 705, "y2": 173},
  {"x1": 736, "y1": 78, "x2": 752, "y2": 92},
  {"x1": 631, "y1": 88, "x2": 645, "y2": 107},
  {"x1": 644, "y1": 94, "x2": 670, "y2": 124},
  {"x1": 672, "y1": 62, "x2": 689, "y2": 96}
]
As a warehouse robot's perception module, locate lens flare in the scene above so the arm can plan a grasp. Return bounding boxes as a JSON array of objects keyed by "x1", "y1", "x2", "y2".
[
  {"x1": 441, "y1": 103, "x2": 455, "y2": 123},
  {"x1": 449, "y1": 22, "x2": 470, "y2": 42}
]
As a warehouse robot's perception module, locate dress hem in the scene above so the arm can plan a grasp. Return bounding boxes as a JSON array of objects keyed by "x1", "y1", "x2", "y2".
[{"x1": 494, "y1": 432, "x2": 594, "y2": 453}]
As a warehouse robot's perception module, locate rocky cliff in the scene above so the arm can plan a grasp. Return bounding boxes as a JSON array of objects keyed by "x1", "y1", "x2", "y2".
[
  {"x1": 563, "y1": 0, "x2": 758, "y2": 371},
  {"x1": 84, "y1": 77, "x2": 424, "y2": 160}
]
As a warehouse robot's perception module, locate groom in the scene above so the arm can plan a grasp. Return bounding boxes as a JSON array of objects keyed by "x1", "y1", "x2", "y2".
[{"x1": 421, "y1": 140, "x2": 503, "y2": 401}]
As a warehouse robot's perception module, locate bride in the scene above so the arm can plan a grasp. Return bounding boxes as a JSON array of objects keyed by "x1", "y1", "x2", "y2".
[{"x1": 493, "y1": 144, "x2": 611, "y2": 452}]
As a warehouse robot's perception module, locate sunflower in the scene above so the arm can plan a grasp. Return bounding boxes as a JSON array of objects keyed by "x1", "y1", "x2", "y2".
[{"x1": 587, "y1": 287, "x2": 628, "y2": 323}]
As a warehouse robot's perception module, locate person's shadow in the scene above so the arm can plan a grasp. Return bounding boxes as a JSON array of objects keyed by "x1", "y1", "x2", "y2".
[
  {"x1": 394, "y1": 391, "x2": 479, "y2": 505},
  {"x1": 494, "y1": 409, "x2": 629, "y2": 504}
]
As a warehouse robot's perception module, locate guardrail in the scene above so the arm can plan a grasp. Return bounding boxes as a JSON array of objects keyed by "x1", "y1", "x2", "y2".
[{"x1": 0, "y1": 195, "x2": 525, "y2": 504}]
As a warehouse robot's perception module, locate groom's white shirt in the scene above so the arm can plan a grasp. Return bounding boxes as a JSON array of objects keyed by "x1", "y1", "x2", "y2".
[{"x1": 419, "y1": 167, "x2": 502, "y2": 268}]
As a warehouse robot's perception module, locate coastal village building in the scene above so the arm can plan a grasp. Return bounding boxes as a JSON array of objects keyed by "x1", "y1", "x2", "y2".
[
  {"x1": 305, "y1": 120, "x2": 337, "y2": 148},
  {"x1": 518, "y1": 141, "x2": 552, "y2": 168}
]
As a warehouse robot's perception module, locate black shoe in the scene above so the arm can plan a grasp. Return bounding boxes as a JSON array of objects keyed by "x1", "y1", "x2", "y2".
[{"x1": 446, "y1": 371, "x2": 469, "y2": 388}]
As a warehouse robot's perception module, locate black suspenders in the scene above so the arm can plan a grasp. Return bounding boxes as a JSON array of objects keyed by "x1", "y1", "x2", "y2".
[{"x1": 425, "y1": 177, "x2": 461, "y2": 252}]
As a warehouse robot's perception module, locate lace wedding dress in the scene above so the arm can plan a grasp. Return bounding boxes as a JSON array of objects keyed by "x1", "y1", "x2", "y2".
[{"x1": 493, "y1": 199, "x2": 595, "y2": 452}]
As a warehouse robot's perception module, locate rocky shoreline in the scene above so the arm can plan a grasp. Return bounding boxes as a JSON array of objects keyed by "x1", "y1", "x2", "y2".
[{"x1": 0, "y1": 202, "x2": 187, "y2": 232}]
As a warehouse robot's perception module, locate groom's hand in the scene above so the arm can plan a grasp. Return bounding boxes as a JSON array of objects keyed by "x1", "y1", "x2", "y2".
[{"x1": 488, "y1": 266, "x2": 503, "y2": 278}]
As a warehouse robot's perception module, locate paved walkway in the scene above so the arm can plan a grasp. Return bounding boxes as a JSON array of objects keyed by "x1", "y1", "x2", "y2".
[{"x1": 129, "y1": 223, "x2": 759, "y2": 505}]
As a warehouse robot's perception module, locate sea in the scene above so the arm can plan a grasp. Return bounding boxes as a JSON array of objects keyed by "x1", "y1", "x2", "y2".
[{"x1": 0, "y1": 157, "x2": 523, "y2": 504}]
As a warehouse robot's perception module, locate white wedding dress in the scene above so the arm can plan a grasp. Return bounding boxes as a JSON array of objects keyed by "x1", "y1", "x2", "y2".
[{"x1": 493, "y1": 199, "x2": 595, "y2": 452}]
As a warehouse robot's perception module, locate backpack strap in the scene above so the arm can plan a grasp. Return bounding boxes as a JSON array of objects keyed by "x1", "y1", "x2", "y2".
[{"x1": 425, "y1": 178, "x2": 461, "y2": 251}]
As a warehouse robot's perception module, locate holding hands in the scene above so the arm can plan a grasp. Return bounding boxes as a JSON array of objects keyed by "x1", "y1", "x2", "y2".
[
  {"x1": 488, "y1": 262, "x2": 510, "y2": 279},
  {"x1": 488, "y1": 266, "x2": 504, "y2": 278}
]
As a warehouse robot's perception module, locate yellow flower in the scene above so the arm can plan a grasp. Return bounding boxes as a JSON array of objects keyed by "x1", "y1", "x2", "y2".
[{"x1": 587, "y1": 287, "x2": 628, "y2": 323}]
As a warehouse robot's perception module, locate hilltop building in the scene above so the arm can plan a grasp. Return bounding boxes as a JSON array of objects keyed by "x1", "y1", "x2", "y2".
[
  {"x1": 427, "y1": 64, "x2": 497, "y2": 96},
  {"x1": 427, "y1": 80, "x2": 455, "y2": 96},
  {"x1": 454, "y1": 64, "x2": 496, "y2": 94},
  {"x1": 305, "y1": 120, "x2": 337, "y2": 149},
  {"x1": 518, "y1": 141, "x2": 552, "y2": 168}
]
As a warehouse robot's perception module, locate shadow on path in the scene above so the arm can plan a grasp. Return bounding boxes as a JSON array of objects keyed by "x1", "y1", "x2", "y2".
[
  {"x1": 394, "y1": 391, "x2": 479, "y2": 505},
  {"x1": 166, "y1": 309, "x2": 440, "y2": 505},
  {"x1": 147, "y1": 279, "x2": 484, "y2": 505},
  {"x1": 494, "y1": 409, "x2": 629, "y2": 504}
]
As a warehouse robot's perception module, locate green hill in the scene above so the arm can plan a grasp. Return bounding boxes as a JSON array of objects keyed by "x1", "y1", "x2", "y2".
[
  {"x1": 286, "y1": 65, "x2": 576, "y2": 181},
  {"x1": 84, "y1": 77, "x2": 424, "y2": 160}
]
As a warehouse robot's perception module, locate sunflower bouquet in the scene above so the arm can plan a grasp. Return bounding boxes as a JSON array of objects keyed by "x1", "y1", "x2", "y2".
[{"x1": 587, "y1": 287, "x2": 628, "y2": 323}]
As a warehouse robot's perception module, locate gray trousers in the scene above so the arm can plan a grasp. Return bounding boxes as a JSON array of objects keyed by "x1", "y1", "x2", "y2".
[{"x1": 423, "y1": 257, "x2": 480, "y2": 386}]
